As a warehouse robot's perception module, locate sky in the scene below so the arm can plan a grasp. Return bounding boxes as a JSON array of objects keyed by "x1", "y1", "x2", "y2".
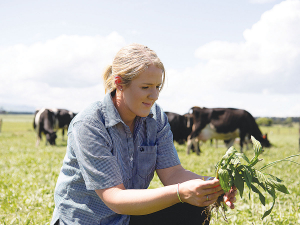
[{"x1": 0, "y1": 0, "x2": 299, "y2": 117}]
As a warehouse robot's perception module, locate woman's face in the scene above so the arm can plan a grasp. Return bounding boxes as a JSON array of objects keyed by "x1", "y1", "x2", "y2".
[{"x1": 120, "y1": 65, "x2": 163, "y2": 122}]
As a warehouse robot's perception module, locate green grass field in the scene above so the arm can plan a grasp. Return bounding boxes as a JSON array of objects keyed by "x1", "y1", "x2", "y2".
[{"x1": 0, "y1": 114, "x2": 299, "y2": 225}]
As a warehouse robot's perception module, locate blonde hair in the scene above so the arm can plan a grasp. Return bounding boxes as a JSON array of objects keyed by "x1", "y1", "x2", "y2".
[{"x1": 103, "y1": 43, "x2": 165, "y2": 93}]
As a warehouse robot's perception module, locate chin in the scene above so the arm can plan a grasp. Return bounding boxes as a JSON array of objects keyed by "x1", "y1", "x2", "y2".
[{"x1": 137, "y1": 110, "x2": 151, "y2": 118}]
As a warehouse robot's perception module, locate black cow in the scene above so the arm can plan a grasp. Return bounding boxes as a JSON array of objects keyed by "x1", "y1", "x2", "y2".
[
  {"x1": 165, "y1": 112, "x2": 193, "y2": 144},
  {"x1": 33, "y1": 108, "x2": 76, "y2": 146},
  {"x1": 187, "y1": 107, "x2": 271, "y2": 155}
]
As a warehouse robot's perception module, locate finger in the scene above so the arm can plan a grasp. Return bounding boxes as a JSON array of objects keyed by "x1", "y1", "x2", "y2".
[
  {"x1": 226, "y1": 200, "x2": 235, "y2": 209},
  {"x1": 202, "y1": 185, "x2": 224, "y2": 196},
  {"x1": 225, "y1": 189, "x2": 237, "y2": 198},
  {"x1": 224, "y1": 194, "x2": 235, "y2": 205},
  {"x1": 202, "y1": 179, "x2": 221, "y2": 189},
  {"x1": 204, "y1": 190, "x2": 224, "y2": 203},
  {"x1": 202, "y1": 195, "x2": 219, "y2": 207}
]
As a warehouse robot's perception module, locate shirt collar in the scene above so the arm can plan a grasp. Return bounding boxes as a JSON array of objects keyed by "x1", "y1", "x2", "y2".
[{"x1": 102, "y1": 92, "x2": 154, "y2": 128}]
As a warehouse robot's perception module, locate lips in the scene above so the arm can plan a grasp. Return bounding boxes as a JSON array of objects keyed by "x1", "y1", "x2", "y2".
[{"x1": 143, "y1": 102, "x2": 152, "y2": 107}]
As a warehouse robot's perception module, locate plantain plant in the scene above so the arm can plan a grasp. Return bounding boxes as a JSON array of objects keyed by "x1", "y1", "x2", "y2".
[{"x1": 210, "y1": 136, "x2": 300, "y2": 221}]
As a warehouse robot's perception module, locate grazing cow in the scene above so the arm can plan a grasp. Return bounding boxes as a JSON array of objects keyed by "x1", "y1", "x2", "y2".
[
  {"x1": 33, "y1": 108, "x2": 76, "y2": 146},
  {"x1": 187, "y1": 107, "x2": 271, "y2": 155},
  {"x1": 165, "y1": 112, "x2": 193, "y2": 144}
]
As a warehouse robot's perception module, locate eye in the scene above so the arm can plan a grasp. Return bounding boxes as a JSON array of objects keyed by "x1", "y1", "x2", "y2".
[
  {"x1": 142, "y1": 86, "x2": 149, "y2": 90},
  {"x1": 156, "y1": 85, "x2": 162, "y2": 90}
]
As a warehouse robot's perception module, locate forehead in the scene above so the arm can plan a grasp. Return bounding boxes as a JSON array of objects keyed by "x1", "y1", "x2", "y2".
[{"x1": 134, "y1": 65, "x2": 163, "y2": 84}]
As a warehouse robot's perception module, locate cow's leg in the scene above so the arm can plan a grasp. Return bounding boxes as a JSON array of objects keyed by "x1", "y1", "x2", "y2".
[
  {"x1": 187, "y1": 136, "x2": 196, "y2": 155},
  {"x1": 45, "y1": 133, "x2": 50, "y2": 145},
  {"x1": 62, "y1": 128, "x2": 65, "y2": 141},
  {"x1": 225, "y1": 139, "x2": 235, "y2": 149},
  {"x1": 195, "y1": 138, "x2": 200, "y2": 155},
  {"x1": 187, "y1": 137, "x2": 201, "y2": 155},
  {"x1": 186, "y1": 138, "x2": 193, "y2": 155},
  {"x1": 245, "y1": 134, "x2": 250, "y2": 150},
  {"x1": 36, "y1": 137, "x2": 41, "y2": 146},
  {"x1": 239, "y1": 134, "x2": 246, "y2": 153},
  {"x1": 35, "y1": 125, "x2": 41, "y2": 147},
  {"x1": 36, "y1": 132, "x2": 41, "y2": 146}
]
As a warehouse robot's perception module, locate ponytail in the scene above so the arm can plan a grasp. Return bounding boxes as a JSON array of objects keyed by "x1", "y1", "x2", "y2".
[{"x1": 102, "y1": 65, "x2": 114, "y2": 93}]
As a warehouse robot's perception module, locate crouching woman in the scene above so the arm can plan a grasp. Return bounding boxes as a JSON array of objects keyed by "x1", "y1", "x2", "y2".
[{"x1": 51, "y1": 43, "x2": 237, "y2": 225}]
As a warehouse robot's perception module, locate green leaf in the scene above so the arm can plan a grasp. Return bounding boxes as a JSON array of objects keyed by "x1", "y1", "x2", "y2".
[
  {"x1": 218, "y1": 168, "x2": 231, "y2": 193},
  {"x1": 233, "y1": 171, "x2": 244, "y2": 198},
  {"x1": 243, "y1": 166, "x2": 252, "y2": 189},
  {"x1": 267, "y1": 174, "x2": 283, "y2": 182},
  {"x1": 262, "y1": 187, "x2": 276, "y2": 220},
  {"x1": 223, "y1": 146, "x2": 238, "y2": 166},
  {"x1": 251, "y1": 184, "x2": 265, "y2": 206},
  {"x1": 260, "y1": 153, "x2": 300, "y2": 171},
  {"x1": 265, "y1": 177, "x2": 289, "y2": 194},
  {"x1": 251, "y1": 136, "x2": 263, "y2": 157},
  {"x1": 236, "y1": 153, "x2": 250, "y2": 164},
  {"x1": 255, "y1": 170, "x2": 268, "y2": 185},
  {"x1": 231, "y1": 157, "x2": 240, "y2": 167}
]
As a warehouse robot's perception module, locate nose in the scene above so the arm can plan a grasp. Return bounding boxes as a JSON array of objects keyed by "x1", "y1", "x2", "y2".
[{"x1": 148, "y1": 88, "x2": 159, "y2": 101}]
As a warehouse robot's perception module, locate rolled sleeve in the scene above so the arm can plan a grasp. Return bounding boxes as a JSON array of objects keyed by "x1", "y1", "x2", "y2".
[{"x1": 72, "y1": 119, "x2": 123, "y2": 190}]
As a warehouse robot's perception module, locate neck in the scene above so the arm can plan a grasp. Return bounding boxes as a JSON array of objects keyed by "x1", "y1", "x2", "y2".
[{"x1": 112, "y1": 91, "x2": 136, "y2": 133}]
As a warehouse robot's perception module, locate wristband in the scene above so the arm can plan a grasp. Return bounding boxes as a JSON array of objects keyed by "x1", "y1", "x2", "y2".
[
  {"x1": 206, "y1": 176, "x2": 214, "y2": 181},
  {"x1": 177, "y1": 183, "x2": 184, "y2": 203}
]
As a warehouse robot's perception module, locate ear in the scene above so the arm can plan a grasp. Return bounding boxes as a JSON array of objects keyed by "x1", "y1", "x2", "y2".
[{"x1": 114, "y1": 76, "x2": 123, "y2": 90}]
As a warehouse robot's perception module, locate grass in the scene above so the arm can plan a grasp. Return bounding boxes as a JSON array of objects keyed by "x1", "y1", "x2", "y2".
[{"x1": 0, "y1": 114, "x2": 299, "y2": 224}]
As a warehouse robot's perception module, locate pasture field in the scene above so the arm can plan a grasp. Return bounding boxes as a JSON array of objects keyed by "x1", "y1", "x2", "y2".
[{"x1": 0, "y1": 114, "x2": 299, "y2": 225}]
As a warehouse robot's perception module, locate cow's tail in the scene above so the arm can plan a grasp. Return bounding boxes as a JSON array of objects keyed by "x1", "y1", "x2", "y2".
[
  {"x1": 33, "y1": 109, "x2": 42, "y2": 146},
  {"x1": 33, "y1": 118, "x2": 36, "y2": 130},
  {"x1": 33, "y1": 110, "x2": 39, "y2": 130}
]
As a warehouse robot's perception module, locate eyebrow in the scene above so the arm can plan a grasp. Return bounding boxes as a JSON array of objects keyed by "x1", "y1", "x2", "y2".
[{"x1": 142, "y1": 82, "x2": 162, "y2": 85}]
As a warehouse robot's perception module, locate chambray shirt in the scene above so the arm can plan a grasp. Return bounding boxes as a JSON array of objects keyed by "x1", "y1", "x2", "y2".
[{"x1": 51, "y1": 92, "x2": 180, "y2": 225}]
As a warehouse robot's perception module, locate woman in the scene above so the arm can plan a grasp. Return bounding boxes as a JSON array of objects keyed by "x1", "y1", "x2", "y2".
[{"x1": 51, "y1": 43, "x2": 236, "y2": 225}]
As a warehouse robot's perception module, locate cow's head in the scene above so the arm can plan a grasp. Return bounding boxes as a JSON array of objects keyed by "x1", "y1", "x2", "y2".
[
  {"x1": 261, "y1": 133, "x2": 271, "y2": 147},
  {"x1": 46, "y1": 132, "x2": 57, "y2": 145}
]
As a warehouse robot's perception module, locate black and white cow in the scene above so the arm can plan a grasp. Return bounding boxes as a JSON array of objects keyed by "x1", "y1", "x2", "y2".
[
  {"x1": 187, "y1": 107, "x2": 271, "y2": 155},
  {"x1": 165, "y1": 112, "x2": 193, "y2": 144},
  {"x1": 33, "y1": 108, "x2": 76, "y2": 146}
]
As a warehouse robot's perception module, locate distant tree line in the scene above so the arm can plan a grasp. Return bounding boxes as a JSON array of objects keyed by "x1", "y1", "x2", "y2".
[
  {"x1": 255, "y1": 117, "x2": 300, "y2": 127},
  {"x1": 0, "y1": 108, "x2": 34, "y2": 115}
]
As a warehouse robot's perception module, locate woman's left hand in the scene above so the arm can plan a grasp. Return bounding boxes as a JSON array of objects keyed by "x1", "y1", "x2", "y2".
[{"x1": 223, "y1": 186, "x2": 237, "y2": 209}]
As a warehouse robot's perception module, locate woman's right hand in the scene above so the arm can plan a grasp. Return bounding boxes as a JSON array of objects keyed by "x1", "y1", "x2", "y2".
[{"x1": 178, "y1": 178, "x2": 224, "y2": 207}]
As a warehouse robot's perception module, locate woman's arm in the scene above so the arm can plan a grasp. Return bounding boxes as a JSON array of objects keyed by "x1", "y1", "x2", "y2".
[
  {"x1": 157, "y1": 164, "x2": 237, "y2": 209},
  {"x1": 156, "y1": 164, "x2": 212, "y2": 185},
  {"x1": 96, "y1": 183, "x2": 180, "y2": 215},
  {"x1": 95, "y1": 165, "x2": 224, "y2": 215}
]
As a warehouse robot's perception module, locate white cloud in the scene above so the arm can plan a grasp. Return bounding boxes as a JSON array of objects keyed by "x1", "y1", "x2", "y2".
[
  {"x1": 159, "y1": 0, "x2": 300, "y2": 116},
  {"x1": 0, "y1": 32, "x2": 126, "y2": 87},
  {"x1": 0, "y1": 32, "x2": 126, "y2": 112},
  {"x1": 192, "y1": 0, "x2": 300, "y2": 94}
]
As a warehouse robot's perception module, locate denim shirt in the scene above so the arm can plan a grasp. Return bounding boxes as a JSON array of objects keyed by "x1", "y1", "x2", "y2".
[{"x1": 51, "y1": 93, "x2": 181, "y2": 225}]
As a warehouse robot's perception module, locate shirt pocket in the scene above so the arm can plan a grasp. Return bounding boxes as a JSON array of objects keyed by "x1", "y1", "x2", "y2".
[{"x1": 137, "y1": 145, "x2": 157, "y2": 179}]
